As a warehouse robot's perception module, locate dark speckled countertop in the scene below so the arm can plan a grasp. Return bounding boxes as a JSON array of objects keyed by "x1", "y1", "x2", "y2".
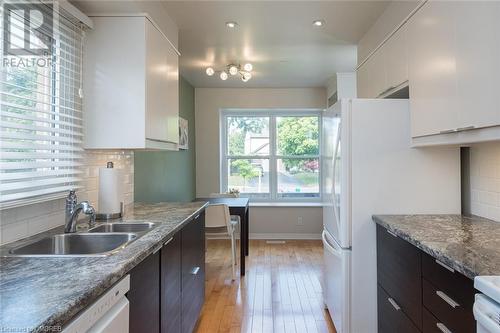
[
  {"x1": 373, "y1": 214, "x2": 500, "y2": 279},
  {"x1": 0, "y1": 202, "x2": 208, "y2": 333}
]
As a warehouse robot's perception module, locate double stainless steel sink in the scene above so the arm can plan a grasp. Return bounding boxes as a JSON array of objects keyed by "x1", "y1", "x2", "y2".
[{"x1": 7, "y1": 222, "x2": 157, "y2": 257}]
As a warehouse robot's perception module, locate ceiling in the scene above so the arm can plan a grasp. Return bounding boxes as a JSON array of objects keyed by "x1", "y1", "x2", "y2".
[{"x1": 163, "y1": 1, "x2": 389, "y2": 88}]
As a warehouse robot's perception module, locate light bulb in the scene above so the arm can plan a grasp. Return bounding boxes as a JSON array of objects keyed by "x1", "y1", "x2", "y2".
[
  {"x1": 226, "y1": 21, "x2": 237, "y2": 28},
  {"x1": 206, "y1": 67, "x2": 214, "y2": 76},
  {"x1": 220, "y1": 71, "x2": 228, "y2": 80},
  {"x1": 229, "y1": 65, "x2": 238, "y2": 76},
  {"x1": 242, "y1": 72, "x2": 252, "y2": 82},
  {"x1": 243, "y1": 63, "x2": 253, "y2": 72},
  {"x1": 313, "y1": 20, "x2": 325, "y2": 27}
]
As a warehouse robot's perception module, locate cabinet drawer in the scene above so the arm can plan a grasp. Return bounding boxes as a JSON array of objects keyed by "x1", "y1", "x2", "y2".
[
  {"x1": 423, "y1": 307, "x2": 455, "y2": 333},
  {"x1": 422, "y1": 279, "x2": 475, "y2": 333},
  {"x1": 422, "y1": 253, "x2": 475, "y2": 308},
  {"x1": 378, "y1": 285, "x2": 420, "y2": 333},
  {"x1": 377, "y1": 225, "x2": 422, "y2": 329}
]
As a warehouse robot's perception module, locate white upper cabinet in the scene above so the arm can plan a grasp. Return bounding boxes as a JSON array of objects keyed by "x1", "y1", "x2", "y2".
[
  {"x1": 407, "y1": 1, "x2": 500, "y2": 144},
  {"x1": 407, "y1": 2, "x2": 459, "y2": 137},
  {"x1": 357, "y1": 25, "x2": 408, "y2": 99},
  {"x1": 357, "y1": 49, "x2": 386, "y2": 98},
  {"x1": 84, "y1": 16, "x2": 179, "y2": 150},
  {"x1": 384, "y1": 24, "x2": 408, "y2": 92},
  {"x1": 455, "y1": 2, "x2": 500, "y2": 131}
]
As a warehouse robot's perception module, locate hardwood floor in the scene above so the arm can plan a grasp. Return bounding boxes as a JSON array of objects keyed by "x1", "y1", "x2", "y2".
[{"x1": 196, "y1": 239, "x2": 337, "y2": 333}]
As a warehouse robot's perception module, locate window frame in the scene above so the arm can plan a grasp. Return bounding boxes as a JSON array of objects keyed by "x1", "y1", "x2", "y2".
[{"x1": 220, "y1": 108, "x2": 323, "y2": 202}]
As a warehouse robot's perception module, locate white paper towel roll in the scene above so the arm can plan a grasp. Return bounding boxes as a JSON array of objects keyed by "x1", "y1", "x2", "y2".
[{"x1": 98, "y1": 167, "x2": 124, "y2": 215}]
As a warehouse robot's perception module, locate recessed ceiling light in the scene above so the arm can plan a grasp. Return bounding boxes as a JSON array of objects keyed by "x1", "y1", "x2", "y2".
[
  {"x1": 226, "y1": 21, "x2": 238, "y2": 28},
  {"x1": 313, "y1": 19, "x2": 325, "y2": 27}
]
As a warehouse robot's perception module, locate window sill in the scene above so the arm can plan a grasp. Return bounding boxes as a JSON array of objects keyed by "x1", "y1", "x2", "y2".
[{"x1": 249, "y1": 202, "x2": 324, "y2": 208}]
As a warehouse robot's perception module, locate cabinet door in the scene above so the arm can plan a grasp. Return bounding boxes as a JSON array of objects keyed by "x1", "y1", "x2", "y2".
[
  {"x1": 385, "y1": 24, "x2": 408, "y2": 90},
  {"x1": 408, "y1": 2, "x2": 459, "y2": 137},
  {"x1": 357, "y1": 49, "x2": 386, "y2": 98},
  {"x1": 181, "y1": 212, "x2": 206, "y2": 333},
  {"x1": 129, "y1": 252, "x2": 160, "y2": 333},
  {"x1": 376, "y1": 225, "x2": 422, "y2": 330},
  {"x1": 378, "y1": 285, "x2": 420, "y2": 333},
  {"x1": 161, "y1": 234, "x2": 182, "y2": 333},
  {"x1": 146, "y1": 20, "x2": 170, "y2": 142},
  {"x1": 166, "y1": 44, "x2": 179, "y2": 144},
  {"x1": 456, "y1": 2, "x2": 500, "y2": 130}
]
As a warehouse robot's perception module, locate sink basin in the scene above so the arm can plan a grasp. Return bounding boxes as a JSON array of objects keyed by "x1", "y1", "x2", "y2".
[
  {"x1": 88, "y1": 222, "x2": 156, "y2": 234},
  {"x1": 8, "y1": 233, "x2": 137, "y2": 257}
]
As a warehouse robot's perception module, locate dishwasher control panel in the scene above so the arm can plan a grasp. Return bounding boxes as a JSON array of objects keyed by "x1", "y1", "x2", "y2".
[{"x1": 62, "y1": 274, "x2": 130, "y2": 333}]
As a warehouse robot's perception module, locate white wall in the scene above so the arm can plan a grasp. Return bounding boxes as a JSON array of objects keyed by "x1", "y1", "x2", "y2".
[
  {"x1": 357, "y1": 1, "x2": 420, "y2": 64},
  {"x1": 0, "y1": 151, "x2": 134, "y2": 246},
  {"x1": 195, "y1": 88, "x2": 326, "y2": 238},
  {"x1": 470, "y1": 142, "x2": 500, "y2": 222}
]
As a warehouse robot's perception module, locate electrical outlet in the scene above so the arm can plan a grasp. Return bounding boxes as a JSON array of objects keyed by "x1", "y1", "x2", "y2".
[{"x1": 297, "y1": 217, "x2": 303, "y2": 226}]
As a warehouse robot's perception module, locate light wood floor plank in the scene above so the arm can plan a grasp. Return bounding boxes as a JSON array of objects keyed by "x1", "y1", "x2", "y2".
[{"x1": 196, "y1": 240, "x2": 337, "y2": 333}]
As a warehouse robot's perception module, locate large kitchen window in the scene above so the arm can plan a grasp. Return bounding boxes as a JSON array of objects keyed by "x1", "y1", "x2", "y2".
[
  {"x1": 221, "y1": 110, "x2": 321, "y2": 201},
  {"x1": 0, "y1": 2, "x2": 87, "y2": 208}
]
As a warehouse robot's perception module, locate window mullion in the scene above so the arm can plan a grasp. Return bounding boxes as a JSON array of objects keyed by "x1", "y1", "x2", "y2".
[{"x1": 269, "y1": 115, "x2": 277, "y2": 200}]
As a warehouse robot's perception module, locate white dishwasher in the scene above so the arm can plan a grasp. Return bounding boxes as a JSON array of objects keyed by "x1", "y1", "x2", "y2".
[
  {"x1": 474, "y1": 276, "x2": 500, "y2": 333},
  {"x1": 63, "y1": 275, "x2": 130, "y2": 333}
]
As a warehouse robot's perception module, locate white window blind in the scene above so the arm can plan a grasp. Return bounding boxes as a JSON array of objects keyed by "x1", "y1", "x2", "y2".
[{"x1": 0, "y1": 1, "x2": 85, "y2": 208}]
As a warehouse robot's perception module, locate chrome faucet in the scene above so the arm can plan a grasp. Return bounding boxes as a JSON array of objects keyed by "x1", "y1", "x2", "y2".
[{"x1": 65, "y1": 190, "x2": 96, "y2": 233}]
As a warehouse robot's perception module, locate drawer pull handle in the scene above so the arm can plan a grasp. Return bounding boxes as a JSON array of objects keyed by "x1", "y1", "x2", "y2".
[
  {"x1": 439, "y1": 129, "x2": 457, "y2": 134},
  {"x1": 194, "y1": 214, "x2": 200, "y2": 220},
  {"x1": 436, "y1": 322, "x2": 452, "y2": 333},
  {"x1": 456, "y1": 125, "x2": 475, "y2": 132},
  {"x1": 435, "y1": 259, "x2": 455, "y2": 273},
  {"x1": 163, "y1": 237, "x2": 174, "y2": 246},
  {"x1": 387, "y1": 297, "x2": 401, "y2": 311},
  {"x1": 191, "y1": 266, "x2": 200, "y2": 275},
  {"x1": 386, "y1": 229, "x2": 398, "y2": 238},
  {"x1": 436, "y1": 290, "x2": 460, "y2": 308}
]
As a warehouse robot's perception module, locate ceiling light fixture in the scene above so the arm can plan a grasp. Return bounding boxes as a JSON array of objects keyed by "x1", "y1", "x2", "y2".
[
  {"x1": 313, "y1": 19, "x2": 325, "y2": 27},
  {"x1": 226, "y1": 21, "x2": 238, "y2": 28},
  {"x1": 206, "y1": 67, "x2": 215, "y2": 76},
  {"x1": 205, "y1": 63, "x2": 253, "y2": 82}
]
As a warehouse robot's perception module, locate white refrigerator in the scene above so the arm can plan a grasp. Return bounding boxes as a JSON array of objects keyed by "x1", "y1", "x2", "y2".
[{"x1": 321, "y1": 99, "x2": 461, "y2": 333}]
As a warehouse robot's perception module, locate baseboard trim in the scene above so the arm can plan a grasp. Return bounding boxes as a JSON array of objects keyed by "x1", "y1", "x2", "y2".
[
  {"x1": 250, "y1": 233, "x2": 321, "y2": 240},
  {"x1": 206, "y1": 233, "x2": 322, "y2": 240}
]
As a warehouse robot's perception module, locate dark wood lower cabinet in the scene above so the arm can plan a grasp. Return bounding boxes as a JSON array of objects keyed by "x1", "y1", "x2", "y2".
[
  {"x1": 128, "y1": 250, "x2": 160, "y2": 333},
  {"x1": 378, "y1": 285, "x2": 420, "y2": 333},
  {"x1": 376, "y1": 224, "x2": 476, "y2": 333},
  {"x1": 161, "y1": 234, "x2": 182, "y2": 333},
  {"x1": 128, "y1": 209, "x2": 206, "y2": 333},
  {"x1": 181, "y1": 211, "x2": 205, "y2": 333}
]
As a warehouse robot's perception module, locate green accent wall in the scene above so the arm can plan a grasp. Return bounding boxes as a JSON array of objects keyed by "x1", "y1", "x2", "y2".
[{"x1": 134, "y1": 76, "x2": 196, "y2": 202}]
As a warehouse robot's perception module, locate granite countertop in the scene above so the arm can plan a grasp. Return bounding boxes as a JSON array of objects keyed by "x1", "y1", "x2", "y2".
[
  {"x1": 373, "y1": 214, "x2": 500, "y2": 279},
  {"x1": 0, "y1": 201, "x2": 208, "y2": 333}
]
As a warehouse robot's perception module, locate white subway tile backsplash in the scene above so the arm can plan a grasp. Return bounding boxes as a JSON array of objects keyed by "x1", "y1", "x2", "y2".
[
  {"x1": 471, "y1": 142, "x2": 500, "y2": 222},
  {"x1": 0, "y1": 150, "x2": 134, "y2": 245}
]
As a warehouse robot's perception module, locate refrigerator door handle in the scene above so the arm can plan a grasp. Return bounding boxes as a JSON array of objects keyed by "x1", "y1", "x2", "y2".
[
  {"x1": 332, "y1": 122, "x2": 341, "y2": 235},
  {"x1": 322, "y1": 230, "x2": 342, "y2": 256}
]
